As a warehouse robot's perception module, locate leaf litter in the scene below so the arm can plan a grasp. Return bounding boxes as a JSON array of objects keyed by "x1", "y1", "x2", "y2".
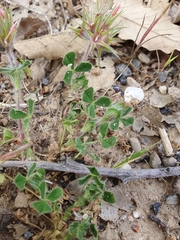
[{"x1": 1, "y1": 0, "x2": 180, "y2": 239}]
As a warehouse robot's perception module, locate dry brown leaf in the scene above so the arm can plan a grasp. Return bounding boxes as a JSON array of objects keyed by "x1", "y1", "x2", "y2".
[
  {"x1": 113, "y1": 0, "x2": 180, "y2": 53},
  {"x1": 14, "y1": 31, "x2": 87, "y2": 60},
  {"x1": 87, "y1": 56, "x2": 115, "y2": 91}
]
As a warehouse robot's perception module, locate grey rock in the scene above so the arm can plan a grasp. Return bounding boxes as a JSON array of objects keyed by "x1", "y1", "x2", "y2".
[
  {"x1": 157, "y1": 71, "x2": 168, "y2": 82},
  {"x1": 149, "y1": 151, "x2": 161, "y2": 168},
  {"x1": 116, "y1": 63, "x2": 132, "y2": 77},
  {"x1": 42, "y1": 78, "x2": 49, "y2": 86},
  {"x1": 1, "y1": 83, "x2": 6, "y2": 89},
  {"x1": 138, "y1": 52, "x2": 150, "y2": 64},
  {"x1": 166, "y1": 194, "x2": 179, "y2": 205},
  {"x1": 130, "y1": 137, "x2": 141, "y2": 152},
  {"x1": 132, "y1": 58, "x2": 141, "y2": 69},
  {"x1": 162, "y1": 157, "x2": 177, "y2": 167},
  {"x1": 113, "y1": 84, "x2": 121, "y2": 92}
]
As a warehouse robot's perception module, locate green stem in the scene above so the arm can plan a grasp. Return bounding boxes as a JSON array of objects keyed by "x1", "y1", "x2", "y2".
[{"x1": 5, "y1": 44, "x2": 25, "y2": 141}]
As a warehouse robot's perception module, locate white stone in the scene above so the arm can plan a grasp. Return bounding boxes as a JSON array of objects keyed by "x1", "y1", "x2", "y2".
[
  {"x1": 159, "y1": 86, "x2": 167, "y2": 94},
  {"x1": 124, "y1": 87, "x2": 144, "y2": 104},
  {"x1": 121, "y1": 163, "x2": 132, "y2": 169},
  {"x1": 133, "y1": 211, "x2": 139, "y2": 218}
]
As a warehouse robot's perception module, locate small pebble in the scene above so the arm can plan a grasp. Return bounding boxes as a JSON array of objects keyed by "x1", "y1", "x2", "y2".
[
  {"x1": 151, "y1": 202, "x2": 161, "y2": 215},
  {"x1": 149, "y1": 152, "x2": 161, "y2": 168},
  {"x1": 159, "y1": 85, "x2": 167, "y2": 94},
  {"x1": 127, "y1": 77, "x2": 140, "y2": 87},
  {"x1": 42, "y1": 86, "x2": 49, "y2": 93},
  {"x1": 160, "y1": 107, "x2": 172, "y2": 115},
  {"x1": 24, "y1": 231, "x2": 33, "y2": 239},
  {"x1": 116, "y1": 63, "x2": 132, "y2": 77},
  {"x1": 130, "y1": 137, "x2": 141, "y2": 152},
  {"x1": 1, "y1": 83, "x2": 6, "y2": 89},
  {"x1": 1, "y1": 118, "x2": 8, "y2": 126},
  {"x1": 124, "y1": 87, "x2": 144, "y2": 104},
  {"x1": 112, "y1": 84, "x2": 121, "y2": 93},
  {"x1": 131, "y1": 224, "x2": 139, "y2": 233},
  {"x1": 42, "y1": 78, "x2": 49, "y2": 86},
  {"x1": 133, "y1": 211, "x2": 139, "y2": 218},
  {"x1": 128, "y1": 215, "x2": 134, "y2": 222},
  {"x1": 138, "y1": 52, "x2": 150, "y2": 64},
  {"x1": 162, "y1": 157, "x2": 177, "y2": 167},
  {"x1": 120, "y1": 214, "x2": 127, "y2": 220},
  {"x1": 83, "y1": 213, "x2": 89, "y2": 219},
  {"x1": 119, "y1": 76, "x2": 127, "y2": 85},
  {"x1": 132, "y1": 58, "x2": 141, "y2": 69},
  {"x1": 121, "y1": 163, "x2": 131, "y2": 169},
  {"x1": 166, "y1": 194, "x2": 179, "y2": 205},
  {"x1": 158, "y1": 71, "x2": 168, "y2": 82}
]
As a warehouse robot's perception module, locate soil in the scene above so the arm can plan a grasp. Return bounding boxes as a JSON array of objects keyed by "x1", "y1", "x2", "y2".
[{"x1": 0, "y1": 0, "x2": 180, "y2": 240}]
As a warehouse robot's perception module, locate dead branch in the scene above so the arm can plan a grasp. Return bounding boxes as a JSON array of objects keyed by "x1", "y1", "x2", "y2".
[{"x1": 0, "y1": 158, "x2": 180, "y2": 183}]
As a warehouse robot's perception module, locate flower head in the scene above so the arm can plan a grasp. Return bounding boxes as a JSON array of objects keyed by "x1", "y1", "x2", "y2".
[
  {"x1": 71, "y1": 2, "x2": 122, "y2": 64},
  {"x1": 0, "y1": 8, "x2": 18, "y2": 47}
]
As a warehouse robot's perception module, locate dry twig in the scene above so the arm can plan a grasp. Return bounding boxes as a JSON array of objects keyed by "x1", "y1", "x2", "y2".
[{"x1": 1, "y1": 157, "x2": 180, "y2": 184}]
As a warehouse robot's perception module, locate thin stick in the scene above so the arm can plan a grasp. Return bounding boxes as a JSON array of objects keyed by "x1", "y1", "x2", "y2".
[
  {"x1": 1, "y1": 157, "x2": 180, "y2": 184},
  {"x1": 158, "y1": 128, "x2": 174, "y2": 156}
]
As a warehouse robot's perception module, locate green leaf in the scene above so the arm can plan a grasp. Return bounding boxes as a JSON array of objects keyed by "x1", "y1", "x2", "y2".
[
  {"x1": 0, "y1": 67, "x2": 13, "y2": 74},
  {"x1": 103, "y1": 191, "x2": 115, "y2": 204},
  {"x1": 27, "y1": 163, "x2": 36, "y2": 176},
  {"x1": 121, "y1": 105, "x2": 133, "y2": 117},
  {"x1": 90, "y1": 224, "x2": 98, "y2": 238},
  {"x1": 82, "y1": 87, "x2": 94, "y2": 103},
  {"x1": 69, "y1": 218, "x2": 90, "y2": 240},
  {"x1": 120, "y1": 117, "x2": 134, "y2": 127},
  {"x1": 47, "y1": 188, "x2": 63, "y2": 202},
  {"x1": 87, "y1": 167, "x2": 100, "y2": 177},
  {"x1": 103, "y1": 108, "x2": 119, "y2": 120},
  {"x1": 75, "y1": 62, "x2": 92, "y2": 72},
  {"x1": 113, "y1": 141, "x2": 161, "y2": 168},
  {"x1": 87, "y1": 104, "x2": 95, "y2": 118},
  {"x1": 109, "y1": 119, "x2": 119, "y2": 130},
  {"x1": 10, "y1": 109, "x2": 29, "y2": 120},
  {"x1": 2, "y1": 128, "x2": 15, "y2": 142},
  {"x1": 75, "y1": 75, "x2": 88, "y2": 88},
  {"x1": 28, "y1": 99, "x2": 34, "y2": 116},
  {"x1": 95, "y1": 96, "x2": 111, "y2": 107},
  {"x1": 63, "y1": 52, "x2": 75, "y2": 69},
  {"x1": 32, "y1": 200, "x2": 52, "y2": 214},
  {"x1": 78, "y1": 175, "x2": 91, "y2": 185},
  {"x1": 101, "y1": 136, "x2": 116, "y2": 148},
  {"x1": 23, "y1": 117, "x2": 31, "y2": 130},
  {"x1": 18, "y1": 59, "x2": 31, "y2": 70},
  {"x1": 93, "y1": 176, "x2": 104, "y2": 190},
  {"x1": 64, "y1": 70, "x2": 73, "y2": 85},
  {"x1": 75, "y1": 137, "x2": 86, "y2": 155},
  {"x1": 99, "y1": 122, "x2": 108, "y2": 139},
  {"x1": 38, "y1": 181, "x2": 46, "y2": 199},
  {"x1": 81, "y1": 120, "x2": 95, "y2": 133},
  {"x1": 14, "y1": 173, "x2": 26, "y2": 190},
  {"x1": 0, "y1": 173, "x2": 5, "y2": 184}
]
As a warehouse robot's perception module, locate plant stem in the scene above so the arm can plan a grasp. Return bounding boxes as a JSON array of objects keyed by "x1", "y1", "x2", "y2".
[
  {"x1": 5, "y1": 44, "x2": 25, "y2": 141},
  {"x1": 82, "y1": 41, "x2": 93, "y2": 62},
  {"x1": 0, "y1": 142, "x2": 32, "y2": 163}
]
